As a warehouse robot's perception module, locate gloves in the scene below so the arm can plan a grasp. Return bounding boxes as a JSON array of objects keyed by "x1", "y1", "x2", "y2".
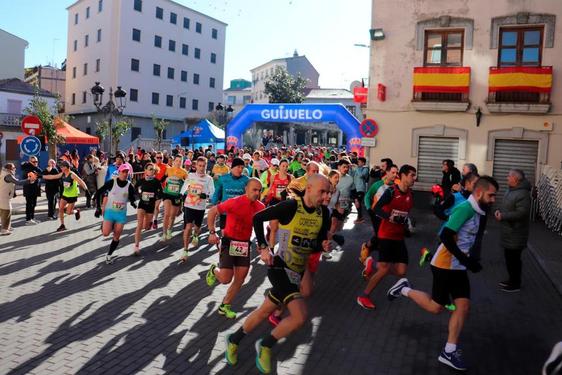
[
  {"x1": 94, "y1": 207, "x2": 101, "y2": 218},
  {"x1": 466, "y1": 258, "x2": 482, "y2": 273},
  {"x1": 199, "y1": 193, "x2": 207, "y2": 199}
]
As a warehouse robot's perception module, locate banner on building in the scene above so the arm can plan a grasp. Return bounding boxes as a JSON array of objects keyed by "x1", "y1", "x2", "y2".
[
  {"x1": 413, "y1": 67, "x2": 470, "y2": 93},
  {"x1": 353, "y1": 87, "x2": 369, "y2": 103},
  {"x1": 488, "y1": 66, "x2": 552, "y2": 93}
]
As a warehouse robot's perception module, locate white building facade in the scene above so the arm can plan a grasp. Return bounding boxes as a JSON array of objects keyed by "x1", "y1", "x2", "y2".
[
  {"x1": 0, "y1": 29, "x2": 28, "y2": 81},
  {"x1": 65, "y1": 0, "x2": 226, "y2": 150}
]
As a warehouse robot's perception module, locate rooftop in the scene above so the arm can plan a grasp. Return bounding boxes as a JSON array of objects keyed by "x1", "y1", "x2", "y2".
[
  {"x1": 0, "y1": 78, "x2": 57, "y2": 97},
  {"x1": 305, "y1": 88, "x2": 353, "y2": 99}
]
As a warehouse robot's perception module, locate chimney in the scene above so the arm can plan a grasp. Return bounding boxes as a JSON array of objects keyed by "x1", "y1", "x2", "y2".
[{"x1": 293, "y1": 49, "x2": 298, "y2": 57}]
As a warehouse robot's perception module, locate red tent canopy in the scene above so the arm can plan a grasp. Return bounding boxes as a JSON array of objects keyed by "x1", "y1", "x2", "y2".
[{"x1": 55, "y1": 118, "x2": 99, "y2": 144}]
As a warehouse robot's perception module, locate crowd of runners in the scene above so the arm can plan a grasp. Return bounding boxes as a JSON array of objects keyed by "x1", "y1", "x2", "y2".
[{"x1": 4, "y1": 142, "x2": 547, "y2": 373}]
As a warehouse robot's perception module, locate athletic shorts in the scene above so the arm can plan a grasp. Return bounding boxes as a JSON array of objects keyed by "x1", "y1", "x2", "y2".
[
  {"x1": 183, "y1": 207, "x2": 205, "y2": 227},
  {"x1": 378, "y1": 239, "x2": 409, "y2": 264},
  {"x1": 431, "y1": 266, "x2": 470, "y2": 306},
  {"x1": 103, "y1": 209, "x2": 127, "y2": 225},
  {"x1": 61, "y1": 195, "x2": 78, "y2": 204},
  {"x1": 138, "y1": 202, "x2": 155, "y2": 214},
  {"x1": 219, "y1": 237, "x2": 251, "y2": 269},
  {"x1": 307, "y1": 252, "x2": 321, "y2": 273},
  {"x1": 267, "y1": 256, "x2": 303, "y2": 306},
  {"x1": 162, "y1": 193, "x2": 182, "y2": 206},
  {"x1": 331, "y1": 209, "x2": 347, "y2": 221}
]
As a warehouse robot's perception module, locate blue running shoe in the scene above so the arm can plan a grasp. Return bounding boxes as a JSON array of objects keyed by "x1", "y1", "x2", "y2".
[{"x1": 438, "y1": 348, "x2": 467, "y2": 371}]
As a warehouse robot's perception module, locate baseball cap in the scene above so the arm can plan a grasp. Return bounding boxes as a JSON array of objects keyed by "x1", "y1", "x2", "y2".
[
  {"x1": 242, "y1": 153, "x2": 252, "y2": 160},
  {"x1": 118, "y1": 164, "x2": 131, "y2": 173},
  {"x1": 270, "y1": 158, "x2": 280, "y2": 166}
]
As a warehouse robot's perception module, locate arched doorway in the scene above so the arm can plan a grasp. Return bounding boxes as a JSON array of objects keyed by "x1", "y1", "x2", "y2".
[{"x1": 226, "y1": 104, "x2": 364, "y2": 155}]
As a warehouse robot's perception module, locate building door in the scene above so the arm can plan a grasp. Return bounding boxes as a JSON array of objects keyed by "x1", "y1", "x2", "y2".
[
  {"x1": 417, "y1": 136, "x2": 459, "y2": 184},
  {"x1": 493, "y1": 139, "x2": 538, "y2": 200},
  {"x1": 6, "y1": 139, "x2": 19, "y2": 161}
]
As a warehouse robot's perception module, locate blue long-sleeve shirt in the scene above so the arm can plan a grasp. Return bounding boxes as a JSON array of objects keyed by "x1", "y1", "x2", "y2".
[{"x1": 211, "y1": 173, "x2": 249, "y2": 205}]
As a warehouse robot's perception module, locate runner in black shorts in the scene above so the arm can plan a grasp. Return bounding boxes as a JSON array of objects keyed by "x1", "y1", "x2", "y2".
[
  {"x1": 133, "y1": 163, "x2": 162, "y2": 255},
  {"x1": 378, "y1": 239, "x2": 409, "y2": 264}
]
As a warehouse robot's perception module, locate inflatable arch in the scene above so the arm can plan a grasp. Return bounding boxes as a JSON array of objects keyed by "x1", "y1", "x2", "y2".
[{"x1": 226, "y1": 104, "x2": 364, "y2": 155}]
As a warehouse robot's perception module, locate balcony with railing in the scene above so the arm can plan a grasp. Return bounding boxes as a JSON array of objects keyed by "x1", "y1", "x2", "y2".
[
  {"x1": 486, "y1": 66, "x2": 552, "y2": 113},
  {"x1": 411, "y1": 67, "x2": 471, "y2": 111},
  {"x1": 0, "y1": 113, "x2": 24, "y2": 127}
]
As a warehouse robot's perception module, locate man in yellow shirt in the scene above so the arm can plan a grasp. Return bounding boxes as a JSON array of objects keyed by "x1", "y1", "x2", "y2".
[{"x1": 212, "y1": 155, "x2": 230, "y2": 186}]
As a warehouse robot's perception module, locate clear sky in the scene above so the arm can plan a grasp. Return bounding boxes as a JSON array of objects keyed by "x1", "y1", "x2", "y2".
[{"x1": 0, "y1": 0, "x2": 371, "y2": 90}]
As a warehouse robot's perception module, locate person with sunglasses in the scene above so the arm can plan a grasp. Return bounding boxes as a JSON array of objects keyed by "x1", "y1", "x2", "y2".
[
  {"x1": 21, "y1": 156, "x2": 43, "y2": 225},
  {"x1": 133, "y1": 163, "x2": 162, "y2": 255},
  {"x1": 160, "y1": 155, "x2": 188, "y2": 241}
]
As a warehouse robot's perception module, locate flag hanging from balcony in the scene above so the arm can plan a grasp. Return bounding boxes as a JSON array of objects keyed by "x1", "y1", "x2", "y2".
[
  {"x1": 413, "y1": 67, "x2": 470, "y2": 94},
  {"x1": 488, "y1": 66, "x2": 552, "y2": 93}
]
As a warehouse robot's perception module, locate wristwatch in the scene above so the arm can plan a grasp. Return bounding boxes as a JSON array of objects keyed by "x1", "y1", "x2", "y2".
[{"x1": 209, "y1": 230, "x2": 216, "y2": 235}]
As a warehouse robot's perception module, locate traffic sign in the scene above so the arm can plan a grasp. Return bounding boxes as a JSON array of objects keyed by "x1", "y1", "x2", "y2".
[
  {"x1": 359, "y1": 118, "x2": 378, "y2": 138},
  {"x1": 20, "y1": 136, "x2": 42, "y2": 156},
  {"x1": 21, "y1": 115, "x2": 43, "y2": 136},
  {"x1": 361, "y1": 137, "x2": 377, "y2": 147}
]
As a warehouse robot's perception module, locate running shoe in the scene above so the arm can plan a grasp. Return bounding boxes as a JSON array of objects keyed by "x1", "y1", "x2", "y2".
[
  {"x1": 31, "y1": 219, "x2": 41, "y2": 224},
  {"x1": 445, "y1": 304, "x2": 457, "y2": 312},
  {"x1": 500, "y1": 284, "x2": 521, "y2": 293},
  {"x1": 166, "y1": 229, "x2": 173, "y2": 240},
  {"x1": 133, "y1": 245, "x2": 141, "y2": 256},
  {"x1": 359, "y1": 242, "x2": 370, "y2": 264},
  {"x1": 387, "y1": 278, "x2": 410, "y2": 301},
  {"x1": 159, "y1": 233, "x2": 168, "y2": 243},
  {"x1": 179, "y1": 249, "x2": 189, "y2": 263},
  {"x1": 268, "y1": 313, "x2": 282, "y2": 327},
  {"x1": 356, "y1": 295, "x2": 375, "y2": 310},
  {"x1": 438, "y1": 348, "x2": 467, "y2": 371},
  {"x1": 206, "y1": 264, "x2": 217, "y2": 286},
  {"x1": 25, "y1": 220, "x2": 36, "y2": 226},
  {"x1": 191, "y1": 234, "x2": 199, "y2": 247},
  {"x1": 255, "y1": 339, "x2": 272, "y2": 374},
  {"x1": 152, "y1": 220, "x2": 158, "y2": 230},
  {"x1": 0, "y1": 229, "x2": 11, "y2": 236},
  {"x1": 498, "y1": 280, "x2": 510, "y2": 288},
  {"x1": 332, "y1": 234, "x2": 345, "y2": 247},
  {"x1": 322, "y1": 252, "x2": 332, "y2": 260},
  {"x1": 56, "y1": 224, "x2": 67, "y2": 232},
  {"x1": 75, "y1": 209, "x2": 81, "y2": 221},
  {"x1": 224, "y1": 334, "x2": 238, "y2": 366},
  {"x1": 105, "y1": 254, "x2": 115, "y2": 264},
  {"x1": 362, "y1": 256, "x2": 375, "y2": 279},
  {"x1": 218, "y1": 304, "x2": 237, "y2": 319},
  {"x1": 419, "y1": 247, "x2": 432, "y2": 267}
]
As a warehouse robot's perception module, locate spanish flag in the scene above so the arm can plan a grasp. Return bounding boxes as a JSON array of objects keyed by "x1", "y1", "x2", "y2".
[
  {"x1": 489, "y1": 66, "x2": 552, "y2": 93},
  {"x1": 413, "y1": 67, "x2": 470, "y2": 94}
]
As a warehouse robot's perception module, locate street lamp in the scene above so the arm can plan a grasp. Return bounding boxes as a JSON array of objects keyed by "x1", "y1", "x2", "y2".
[
  {"x1": 215, "y1": 103, "x2": 234, "y2": 151},
  {"x1": 91, "y1": 82, "x2": 127, "y2": 154}
]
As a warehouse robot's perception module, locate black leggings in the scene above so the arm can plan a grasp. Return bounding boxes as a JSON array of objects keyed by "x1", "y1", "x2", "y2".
[
  {"x1": 46, "y1": 191, "x2": 58, "y2": 217},
  {"x1": 25, "y1": 194, "x2": 38, "y2": 221},
  {"x1": 504, "y1": 248, "x2": 524, "y2": 287}
]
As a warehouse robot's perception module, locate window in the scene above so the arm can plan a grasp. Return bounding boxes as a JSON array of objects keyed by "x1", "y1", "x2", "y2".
[
  {"x1": 154, "y1": 35, "x2": 162, "y2": 48},
  {"x1": 86, "y1": 7, "x2": 90, "y2": 18},
  {"x1": 194, "y1": 48, "x2": 200, "y2": 59},
  {"x1": 95, "y1": 59, "x2": 100, "y2": 72},
  {"x1": 82, "y1": 91, "x2": 87, "y2": 103},
  {"x1": 155, "y1": 6, "x2": 163, "y2": 19},
  {"x1": 153, "y1": 64, "x2": 160, "y2": 76},
  {"x1": 84, "y1": 34, "x2": 89, "y2": 47},
  {"x1": 167, "y1": 67, "x2": 174, "y2": 79},
  {"x1": 97, "y1": 29, "x2": 102, "y2": 42},
  {"x1": 131, "y1": 58, "x2": 140, "y2": 72},
  {"x1": 181, "y1": 70, "x2": 187, "y2": 82},
  {"x1": 499, "y1": 27, "x2": 543, "y2": 66},
  {"x1": 196, "y1": 22, "x2": 202, "y2": 33},
  {"x1": 74, "y1": 13, "x2": 78, "y2": 25},
  {"x1": 209, "y1": 77, "x2": 215, "y2": 88},
  {"x1": 152, "y1": 92, "x2": 159, "y2": 105},
  {"x1": 134, "y1": 0, "x2": 142, "y2": 12},
  {"x1": 424, "y1": 30, "x2": 464, "y2": 66},
  {"x1": 71, "y1": 93, "x2": 76, "y2": 105},
  {"x1": 73, "y1": 40, "x2": 77, "y2": 51},
  {"x1": 169, "y1": 40, "x2": 176, "y2": 52},
  {"x1": 83, "y1": 63, "x2": 88, "y2": 75},
  {"x1": 86, "y1": 127, "x2": 91, "y2": 135},
  {"x1": 98, "y1": 0, "x2": 103, "y2": 12},
  {"x1": 170, "y1": 12, "x2": 177, "y2": 24},
  {"x1": 132, "y1": 28, "x2": 141, "y2": 42},
  {"x1": 179, "y1": 97, "x2": 186, "y2": 108},
  {"x1": 183, "y1": 17, "x2": 190, "y2": 29},
  {"x1": 212, "y1": 28, "x2": 218, "y2": 39},
  {"x1": 243, "y1": 95, "x2": 252, "y2": 104},
  {"x1": 130, "y1": 88, "x2": 138, "y2": 102},
  {"x1": 166, "y1": 95, "x2": 173, "y2": 107},
  {"x1": 208, "y1": 102, "x2": 214, "y2": 112},
  {"x1": 72, "y1": 67, "x2": 76, "y2": 79},
  {"x1": 182, "y1": 44, "x2": 189, "y2": 55},
  {"x1": 227, "y1": 95, "x2": 236, "y2": 105},
  {"x1": 192, "y1": 99, "x2": 199, "y2": 110},
  {"x1": 131, "y1": 127, "x2": 141, "y2": 142},
  {"x1": 210, "y1": 53, "x2": 216, "y2": 64},
  {"x1": 193, "y1": 73, "x2": 199, "y2": 84}
]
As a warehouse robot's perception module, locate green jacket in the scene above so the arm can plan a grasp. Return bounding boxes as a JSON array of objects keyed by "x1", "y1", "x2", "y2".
[{"x1": 499, "y1": 179, "x2": 531, "y2": 250}]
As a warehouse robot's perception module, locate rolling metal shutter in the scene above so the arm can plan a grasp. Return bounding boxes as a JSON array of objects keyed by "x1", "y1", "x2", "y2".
[
  {"x1": 417, "y1": 137, "x2": 459, "y2": 184},
  {"x1": 493, "y1": 139, "x2": 538, "y2": 200}
]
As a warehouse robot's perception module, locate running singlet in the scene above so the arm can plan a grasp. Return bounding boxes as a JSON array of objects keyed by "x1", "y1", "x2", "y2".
[
  {"x1": 276, "y1": 198, "x2": 325, "y2": 274},
  {"x1": 181, "y1": 172, "x2": 215, "y2": 210},
  {"x1": 377, "y1": 185, "x2": 414, "y2": 241},
  {"x1": 431, "y1": 195, "x2": 485, "y2": 270},
  {"x1": 137, "y1": 177, "x2": 162, "y2": 210},
  {"x1": 336, "y1": 174, "x2": 354, "y2": 210},
  {"x1": 212, "y1": 164, "x2": 229, "y2": 178},
  {"x1": 105, "y1": 180, "x2": 131, "y2": 212},
  {"x1": 62, "y1": 173, "x2": 79, "y2": 197},
  {"x1": 163, "y1": 167, "x2": 187, "y2": 196},
  {"x1": 217, "y1": 195, "x2": 265, "y2": 241}
]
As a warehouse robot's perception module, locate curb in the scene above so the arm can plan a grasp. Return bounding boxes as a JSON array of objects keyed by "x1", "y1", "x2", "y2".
[{"x1": 526, "y1": 242, "x2": 562, "y2": 296}]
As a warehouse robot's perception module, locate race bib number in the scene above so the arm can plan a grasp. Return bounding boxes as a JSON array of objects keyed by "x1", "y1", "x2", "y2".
[
  {"x1": 228, "y1": 240, "x2": 249, "y2": 257},
  {"x1": 112, "y1": 201, "x2": 126, "y2": 210},
  {"x1": 141, "y1": 192, "x2": 154, "y2": 202},
  {"x1": 390, "y1": 209, "x2": 408, "y2": 223},
  {"x1": 168, "y1": 183, "x2": 180, "y2": 193},
  {"x1": 63, "y1": 181, "x2": 71, "y2": 188},
  {"x1": 339, "y1": 197, "x2": 350, "y2": 209},
  {"x1": 284, "y1": 268, "x2": 302, "y2": 285},
  {"x1": 275, "y1": 186, "x2": 286, "y2": 199}
]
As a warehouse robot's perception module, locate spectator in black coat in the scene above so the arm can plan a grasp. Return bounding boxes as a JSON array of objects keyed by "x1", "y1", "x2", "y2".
[
  {"x1": 21, "y1": 156, "x2": 42, "y2": 224},
  {"x1": 441, "y1": 159, "x2": 461, "y2": 197}
]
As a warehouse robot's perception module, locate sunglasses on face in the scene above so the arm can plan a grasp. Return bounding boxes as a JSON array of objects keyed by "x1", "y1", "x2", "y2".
[
  {"x1": 156, "y1": 156, "x2": 163, "y2": 159},
  {"x1": 31, "y1": 160, "x2": 38, "y2": 163}
]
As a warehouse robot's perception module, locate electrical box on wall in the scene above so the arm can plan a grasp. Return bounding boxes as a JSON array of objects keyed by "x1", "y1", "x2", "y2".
[{"x1": 377, "y1": 84, "x2": 386, "y2": 101}]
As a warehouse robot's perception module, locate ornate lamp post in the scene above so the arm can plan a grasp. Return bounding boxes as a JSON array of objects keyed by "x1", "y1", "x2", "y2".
[
  {"x1": 215, "y1": 103, "x2": 234, "y2": 150},
  {"x1": 91, "y1": 82, "x2": 127, "y2": 154}
]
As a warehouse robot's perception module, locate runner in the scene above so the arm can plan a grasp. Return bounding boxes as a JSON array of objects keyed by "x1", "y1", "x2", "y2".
[
  {"x1": 263, "y1": 159, "x2": 291, "y2": 206},
  {"x1": 133, "y1": 163, "x2": 162, "y2": 255},
  {"x1": 211, "y1": 154, "x2": 230, "y2": 185},
  {"x1": 161, "y1": 155, "x2": 188, "y2": 241},
  {"x1": 51, "y1": 161, "x2": 88, "y2": 232},
  {"x1": 152, "y1": 152, "x2": 168, "y2": 229},
  {"x1": 211, "y1": 158, "x2": 249, "y2": 231},
  {"x1": 179, "y1": 156, "x2": 215, "y2": 262},
  {"x1": 386, "y1": 176, "x2": 498, "y2": 371},
  {"x1": 333, "y1": 159, "x2": 355, "y2": 230},
  {"x1": 351, "y1": 157, "x2": 369, "y2": 224},
  {"x1": 95, "y1": 164, "x2": 138, "y2": 263},
  {"x1": 357, "y1": 165, "x2": 416, "y2": 310},
  {"x1": 224, "y1": 174, "x2": 331, "y2": 374},
  {"x1": 260, "y1": 158, "x2": 279, "y2": 200},
  {"x1": 205, "y1": 178, "x2": 265, "y2": 319},
  {"x1": 286, "y1": 161, "x2": 320, "y2": 198}
]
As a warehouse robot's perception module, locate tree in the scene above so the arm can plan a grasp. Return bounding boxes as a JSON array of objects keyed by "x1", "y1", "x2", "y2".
[
  {"x1": 24, "y1": 91, "x2": 66, "y2": 159},
  {"x1": 152, "y1": 115, "x2": 169, "y2": 151},
  {"x1": 96, "y1": 117, "x2": 133, "y2": 154},
  {"x1": 264, "y1": 66, "x2": 309, "y2": 103}
]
